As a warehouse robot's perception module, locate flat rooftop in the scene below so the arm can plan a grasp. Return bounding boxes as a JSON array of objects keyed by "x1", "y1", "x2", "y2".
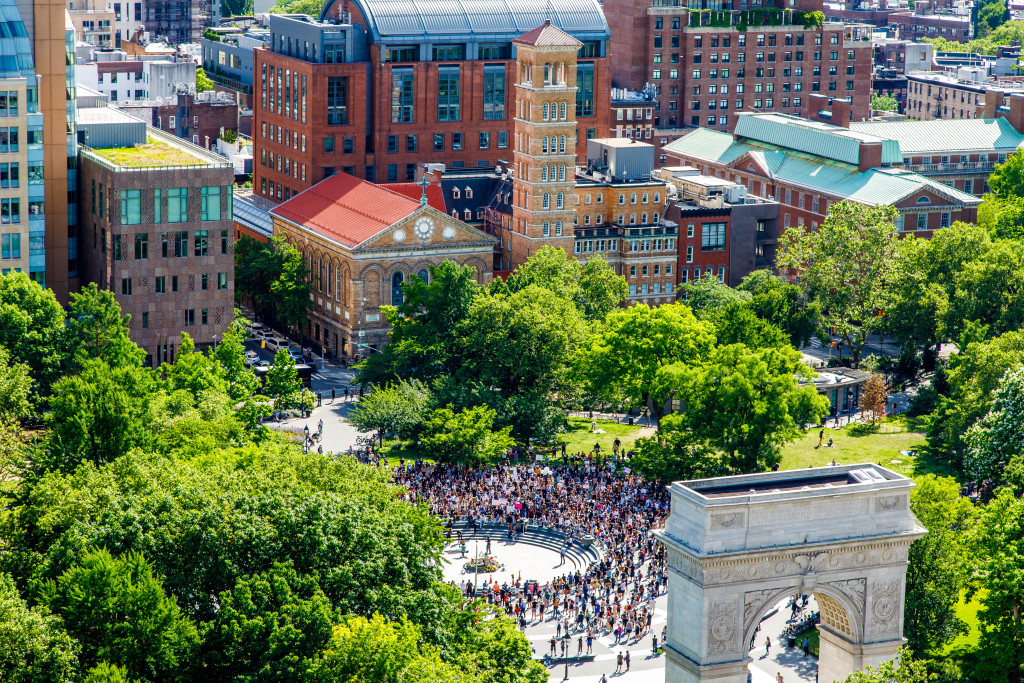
[
  {"x1": 91, "y1": 138, "x2": 210, "y2": 168},
  {"x1": 679, "y1": 464, "x2": 901, "y2": 501}
]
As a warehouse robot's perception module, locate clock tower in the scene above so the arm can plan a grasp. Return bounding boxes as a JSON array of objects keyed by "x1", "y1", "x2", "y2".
[{"x1": 507, "y1": 21, "x2": 581, "y2": 270}]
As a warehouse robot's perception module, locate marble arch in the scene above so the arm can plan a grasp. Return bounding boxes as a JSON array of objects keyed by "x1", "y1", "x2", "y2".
[{"x1": 656, "y1": 464, "x2": 926, "y2": 683}]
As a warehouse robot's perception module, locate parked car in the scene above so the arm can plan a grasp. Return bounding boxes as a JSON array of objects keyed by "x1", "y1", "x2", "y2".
[
  {"x1": 244, "y1": 350, "x2": 260, "y2": 367},
  {"x1": 251, "y1": 359, "x2": 270, "y2": 369},
  {"x1": 287, "y1": 349, "x2": 304, "y2": 364},
  {"x1": 266, "y1": 337, "x2": 289, "y2": 352}
]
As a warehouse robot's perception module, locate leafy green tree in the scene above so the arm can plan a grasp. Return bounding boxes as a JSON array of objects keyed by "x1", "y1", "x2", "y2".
[
  {"x1": 928, "y1": 330, "x2": 1024, "y2": 468},
  {"x1": 991, "y1": 149, "x2": 1024, "y2": 201},
  {"x1": 357, "y1": 261, "x2": 480, "y2": 386},
  {"x1": 0, "y1": 271, "x2": 67, "y2": 399},
  {"x1": 421, "y1": 405, "x2": 515, "y2": 464},
  {"x1": 681, "y1": 344, "x2": 829, "y2": 472},
  {"x1": 65, "y1": 283, "x2": 145, "y2": 371},
  {"x1": 0, "y1": 573, "x2": 79, "y2": 683},
  {"x1": 454, "y1": 615, "x2": 547, "y2": 683},
  {"x1": 737, "y1": 270, "x2": 820, "y2": 348},
  {"x1": 265, "y1": 349, "x2": 303, "y2": 409},
  {"x1": 347, "y1": 380, "x2": 431, "y2": 446},
  {"x1": 969, "y1": 487, "x2": 1024, "y2": 682},
  {"x1": 841, "y1": 649, "x2": 931, "y2": 683},
  {"x1": 196, "y1": 67, "x2": 214, "y2": 92},
  {"x1": 214, "y1": 333, "x2": 260, "y2": 401},
  {"x1": 903, "y1": 475, "x2": 974, "y2": 656},
  {"x1": 0, "y1": 345, "x2": 32, "y2": 420},
  {"x1": 945, "y1": 239, "x2": 1024, "y2": 338},
  {"x1": 978, "y1": 195, "x2": 1024, "y2": 240},
  {"x1": 47, "y1": 360, "x2": 159, "y2": 469},
  {"x1": 235, "y1": 235, "x2": 278, "y2": 318},
  {"x1": 871, "y1": 93, "x2": 898, "y2": 111},
  {"x1": 631, "y1": 413, "x2": 722, "y2": 482},
  {"x1": 582, "y1": 303, "x2": 716, "y2": 424},
  {"x1": 305, "y1": 614, "x2": 468, "y2": 683},
  {"x1": 272, "y1": 239, "x2": 313, "y2": 335},
  {"x1": 38, "y1": 548, "x2": 199, "y2": 682},
  {"x1": 777, "y1": 201, "x2": 902, "y2": 365},
  {"x1": 199, "y1": 563, "x2": 335, "y2": 681},
  {"x1": 678, "y1": 277, "x2": 752, "y2": 315},
  {"x1": 501, "y1": 246, "x2": 628, "y2": 320},
  {"x1": 84, "y1": 662, "x2": 136, "y2": 683},
  {"x1": 708, "y1": 303, "x2": 790, "y2": 350},
  {"x1": 965, "y1": 366, "x2": 1024, "y2": 486},
  {"x1": 162, "y1": 333, "x2": 229, "y2": 399},
  {"x1": 269, "y1": 0, "x2": 327, "y2": 14}
]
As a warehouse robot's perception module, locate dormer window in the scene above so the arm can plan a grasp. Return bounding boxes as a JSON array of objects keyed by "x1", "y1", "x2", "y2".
[{"x1": 452, "y1": 188, "x2": 460, "y2": 199}]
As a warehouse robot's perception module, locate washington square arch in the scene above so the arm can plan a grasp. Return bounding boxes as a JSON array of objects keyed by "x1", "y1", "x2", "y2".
[{"x1": 656, "y1": 464, "x2": 926, "y2": 683}]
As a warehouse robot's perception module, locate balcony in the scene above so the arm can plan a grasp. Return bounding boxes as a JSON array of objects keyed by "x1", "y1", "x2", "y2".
[{"x1": 906, "y1": 160, "x2": 995, "y2": 174}]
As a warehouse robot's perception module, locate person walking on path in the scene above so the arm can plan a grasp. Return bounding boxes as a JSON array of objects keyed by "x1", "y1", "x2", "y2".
[
  {"x1": 331, "y1": 388, "x2": 336, "y2": 403},
  {"x1": 817, "y1": 428, "x2": 824, "y2": 447},
  {"x1": 765, "y1": 636, "x2": 771, "y2": 656},
  {"x1": 625, "y1": 650, "x2": 631, "y2": 671},
  {"x1": 616, "y1": 652, "x2": 624, "y2": 673},
  {"x1": 587, "y1": 634, "x2": 594, "y2": 654},
  {"x1": 652, "y1": 634, "x2": 659, "y2": 655}
]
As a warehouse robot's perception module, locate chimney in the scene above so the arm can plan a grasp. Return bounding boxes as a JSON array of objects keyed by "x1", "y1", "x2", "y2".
[
  {"x1": 1008, "y1": 93, "x2": 1024, "y2": 133},
  {"x1": 831, "y1": 98, "x2": 853, "y2": 128},
  {"x1": 982, "y1": 93, "x2": 999, "y2": 119},
  {"x1": 808, "y1": 94, "x2": 830, "y2": 123},
  {"x1": 859, "y1": 141, "x2": 883, "y2": 173}
]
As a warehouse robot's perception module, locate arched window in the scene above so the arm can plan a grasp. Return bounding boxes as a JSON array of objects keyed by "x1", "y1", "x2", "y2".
[
  {"x1": 559, "y1": 135, "x2": 566, "y2": 153},
  {"x1": 542, "y1": 166, "x2": 548, "y2": 182},
  {"x1": 631, "y1": 193, "x2": 637, "y2": 204},
  {"x1": 543, "y1": 193, "x2": 550, "y2": 209},
  {"x1": 618, "y1": 194, "x2": 625, "y2": 205},
  {"x1": 916, "y1": 196, "x2": 931, "y2": 204},
  {"x1": 642, "y1": 213, "x2": 648, "y2": 224},
  {"x1": 544, "y1": 63, "x2": 551, "y2": 82},
  {"x1": 642, "y1": 193, "x2": 649, "y2": 203},
  {"x1": 542, "y1": 136, "x2": 549, "y2": 154},
  {"x1": 630, "y1": 214, "x2": 636, "y2": 225},
  {"x1": 392, "y1": 271, "x2": 405, "y2": 305},
  {"x1": 654, "y1": 192, "x2": 660, "y2": 203},
  {"x1": 584, "y1": 214, "x2": 591, "y2": 225},
  {"x1": 555, "y1": 220, "x2": 563, "y2": 236},
  {"x1": 556, "y1": 192, "x2": 564, "y2": 209},
  {"x1": 543, "y1": 103, "x2": 550, "y2": 120},
  {"x1": 559, "y1": 164, "x2": 565, "y2": 181},
  {"x1": 642, "y1": 265, "x2": 649, "y2": 276},
  {"x1": 417, "y1": 268, "x2": 430, "y2": 284},
  {"x1": 560, "y1": 102, "x2": 567, "y2": 119},
  {"x1": 327, "y1": 264, "x2": 333, "y2": 297},
  {"x1": 543, "y1": 221, "x2": 550, "y2": 236}
]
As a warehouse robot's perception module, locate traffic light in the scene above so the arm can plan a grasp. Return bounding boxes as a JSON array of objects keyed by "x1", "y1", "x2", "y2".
[
  {"x1": 260, "y1": 340, "x2": 265, "y2": 349},
  {"x1": 343, "y1": 343, "x2": 349, "y2": 353}
]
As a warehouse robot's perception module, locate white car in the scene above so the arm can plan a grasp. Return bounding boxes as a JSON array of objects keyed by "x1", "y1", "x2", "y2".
[
  {"x1": 266, "y1": 337, "x2": 289, "y2": 352},
  {"x1": 244, "y1": 350, "x2": 260, "y2": 367}
]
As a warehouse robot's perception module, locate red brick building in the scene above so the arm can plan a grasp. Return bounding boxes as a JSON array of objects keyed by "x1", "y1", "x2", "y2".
[
  {"x1": 253, "y1": 0, "x2": 611, "y2": 204},
  {"x1": 603, "y1": 0, "x2": 875, "y2": 133},
  {"x1": 663, "y1": 108, "x2": 981, "y2": 238}
]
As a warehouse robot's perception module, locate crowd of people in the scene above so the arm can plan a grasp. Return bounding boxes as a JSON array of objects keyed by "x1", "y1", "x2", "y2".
[{"x1": 393, "y1": 458, "x2": 672, "y2": 658}]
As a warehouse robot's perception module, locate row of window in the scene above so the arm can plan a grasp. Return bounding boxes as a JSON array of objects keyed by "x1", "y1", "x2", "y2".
[
  {"x1": 0, "y1": 232, "x2": 20, "y2": 259},
  {"x1": 680, "y1": 267, "x2": 727, "y2": 284},
  {"x1": 574, "y1": 238, "x2": 619, "y2": 254},
  {"x1": 260, "y1": 63, "x2": 308, "y2": 124},
  {"x1": 629, "y1": 281, "x2": 676, "y2": 297},
  {"x1": 112, "y1": 186, "x2": 228, "y2": 225},
  {"x1": 380, "y1": 41, "x2": 600, "y2": 63},
  {"x1": 109, "y1": 229, "x2": 230, "y2": 260},
  {"x1": 897, "y1": 212, "x2": 951, "y2": 231},
  {"x1": 120, "y1": 273, "x2": 229, "y2": 297},
  {"x1": 628, "y1": 262, "x2": 673, "y2": 277}
]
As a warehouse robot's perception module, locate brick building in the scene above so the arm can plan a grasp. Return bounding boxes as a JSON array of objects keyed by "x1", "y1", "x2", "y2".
[
  {"x1": 657, "y1": 167, "x2": 781, "y2": 287},
  {"x1": 905, "y1": 68, "x2": 1024, "y2": 121},
  {"x1": 663, "y1": 109, "x2": 981, "y2": 238},
  {"x1": 118, "y1": 90, "x2": 240, "y2": 151},
  {"x1": 252, "y1": 0, "x2": 611, "y2": 204},
  {"x1": 269, "y1": 172, "x2": 496, "y2": 354},
  {"x1": 603, "y1": 0, "x2": 875, "y2": 132},
  {"x1": 77, "y1": 110, "x2": 235, "y2": 367}
]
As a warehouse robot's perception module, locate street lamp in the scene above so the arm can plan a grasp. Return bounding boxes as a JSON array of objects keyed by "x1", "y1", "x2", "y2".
[
  {"x1": 212, "y1": 333, "x2": 219, "y2": 351},
  {"x1": 562, "y1": 632, "x2": 571, "y2": 680}
]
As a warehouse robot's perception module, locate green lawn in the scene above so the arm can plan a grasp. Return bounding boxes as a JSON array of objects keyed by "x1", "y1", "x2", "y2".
[
  {"x1": 778, "y1": 417, "x2": 952, "y2": 479},
  {"x1": 941, "y1": 591, "x2": 984, "y2": 655},
  {"x1": 792, "y1": 624, "x2": 820, "y2": 658},
  {"x1": 555, "y1": 417, "x2": 645, "y2": 456}
]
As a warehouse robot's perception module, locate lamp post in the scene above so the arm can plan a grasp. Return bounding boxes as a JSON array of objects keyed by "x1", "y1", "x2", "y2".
[
  {"x1": 562, "y1": 632, "x2": 570, "y2": 680},
  {"x1": 212, "y1": 333, "x2": 219, "y2": 351}
]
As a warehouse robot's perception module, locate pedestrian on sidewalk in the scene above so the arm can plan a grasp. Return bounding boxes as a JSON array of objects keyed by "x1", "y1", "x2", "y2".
[
  {"x1": 652, "y1": 634, "x2": 658, "y2": 654},
  {"x1": 765, "y1": 636, "x2": 771, "y2": 656},
  {"x1": 616, "y1": 652, "x2": 623, "y2": 673},
  {"x1": 331, "y1": 388, "x2": 336, "y2": 403},
  {"x1": 625, "y1": 650, "x2": 631, "y2": 670},
  {"x1": 577, "y1": 637, "x2": 583, "y2": 656}
]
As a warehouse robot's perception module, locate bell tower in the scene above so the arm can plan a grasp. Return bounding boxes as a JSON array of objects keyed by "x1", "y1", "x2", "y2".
[{"x1": 507, "y1": 21, "x2": 581, "y2": 270}]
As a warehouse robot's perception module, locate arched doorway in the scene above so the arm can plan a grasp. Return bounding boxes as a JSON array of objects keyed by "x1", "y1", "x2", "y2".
[{"x1": 656, "y1": 465, "x2": 925, "y2": 683}]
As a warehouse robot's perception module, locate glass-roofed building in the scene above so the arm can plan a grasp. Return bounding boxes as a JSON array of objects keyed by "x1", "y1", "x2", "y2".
[
  {"x1": 252, "y1": 0, "x2": 612, "y2": 203},
  {"x1": 0, "y1": 0, "x2": 45, "y2": 284}
]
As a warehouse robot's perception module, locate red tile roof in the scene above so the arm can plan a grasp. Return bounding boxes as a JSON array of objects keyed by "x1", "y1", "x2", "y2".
[
  {"x1": 381, "y1": 182, "x2": 447, "y2": 213},
  {"x1": 513, "y1": 20, "x2": 582, "y2": 47},
  {"x1": 271, "y1": 172, "x2": 421, "y2": 247}
]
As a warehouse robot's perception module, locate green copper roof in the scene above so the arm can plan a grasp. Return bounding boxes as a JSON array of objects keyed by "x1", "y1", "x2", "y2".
[
  {"x1": 849, "y1": 118, "x2": 1024, "y2": 156},
  {"x1": 734, "y1": 113, "x2": 903, "y2": 166},
  {"x1": 664, "y1": 127, "x2": 981, "y2": 208}
]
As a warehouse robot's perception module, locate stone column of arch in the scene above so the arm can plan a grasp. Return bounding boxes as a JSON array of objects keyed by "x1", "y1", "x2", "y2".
[{"x1": 655, "y1": 465, "x2": 926, "y2": 683}]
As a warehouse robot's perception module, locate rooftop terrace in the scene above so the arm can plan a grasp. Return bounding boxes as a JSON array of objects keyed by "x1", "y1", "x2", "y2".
[{"x1": 91, "y1": 137, "x2": 208, "y2": 168}]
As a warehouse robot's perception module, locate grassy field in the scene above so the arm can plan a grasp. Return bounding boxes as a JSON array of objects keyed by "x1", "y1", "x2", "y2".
[
  {"x1": 556, "y1": 417, "x2": 646, "y2": 455},
  {"x1": 792, "y1": 624, "x2": 820, "y2": 658},
  {"x1": 941, "y1": 591, "x2": 985, "y2": 655},
  {"x1": 778, "y1": 417, "x2": 952, "y2": 479}
]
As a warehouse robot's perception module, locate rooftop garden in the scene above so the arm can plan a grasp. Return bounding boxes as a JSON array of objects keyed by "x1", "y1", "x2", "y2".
[{"x1": 91, "y1": 137, "x2": 207, "y2": 169}]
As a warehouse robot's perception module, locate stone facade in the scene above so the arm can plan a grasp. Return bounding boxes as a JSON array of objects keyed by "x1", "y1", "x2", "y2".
[
  {"x1": 78, "y1": 151, "x2": 235, "y2": 367},
  {"x1": 657, "y1": 465, "x2": 925, "y2": 683},
  {"x1": 271, "y1": 199, "x2": 495, "y2": 356}
]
